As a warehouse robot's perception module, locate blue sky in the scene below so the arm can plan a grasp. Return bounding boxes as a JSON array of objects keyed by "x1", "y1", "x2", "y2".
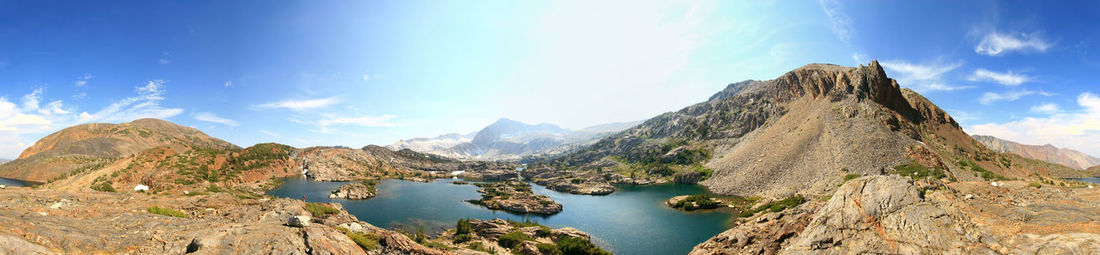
[{"x1": 1, "y1": 0, "x2": 1098, "y2": 159}]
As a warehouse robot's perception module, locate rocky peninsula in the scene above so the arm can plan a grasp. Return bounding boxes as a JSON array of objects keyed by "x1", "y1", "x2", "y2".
[{"x1": 467, "y1": 181, "x2": 563, "y2": 215}]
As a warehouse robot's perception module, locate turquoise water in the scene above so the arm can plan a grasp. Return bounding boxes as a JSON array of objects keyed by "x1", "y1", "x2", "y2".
[
  {"x1": 1070, "y1": 177, "x2": 1100, "y2": 184},
  {"x1": 268, "y1": 178, "x2": 734, "y2": 255},
  {"x1": 0, "y1": 177, "x2": 35, "y2": 187}
]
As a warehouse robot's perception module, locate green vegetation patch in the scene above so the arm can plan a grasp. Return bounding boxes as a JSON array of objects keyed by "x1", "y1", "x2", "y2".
[
  {"x1": 505, "y1": 218, "x2": 543, "y2": 228},
  {"x1": 337, "y1": 227, "x2": 380, "y2": 250},
  {"x1": 893, "y1": 162, "x2": 946, "y2": 180},
  {"x1": 147, "y1": 206, "x2": 188, "y2": 218},
  {"x1": 1028, "y1": 182, "x2": 1042, "y2": 188},
  {"x1": 455, "y1": 218, "x2": 473, "y2": 235},
  {"x1": 467, "y1": 242, "x2": 494, "y2": 253},
  {"x1": 672, "y1": 194, "x2": 720, "y2": 211},
  {"x1": 497, "y1": 231, "x2": 533, "y2": 249},
  {"x1": 957, "y1": 160, "x2": 1008, "y2": 181},
  {"x1": 555, "y1": 237, "x2": 612, "y2": 255},
  {"x1": 738, "y1": 195, "x2": 805, "y2": 218},
  {"x1": 304, "y1": 202, "x2": 339, "y2": 217},
  {"x1": 90, "y1": 175, "x2": 117, "y2": 192},
  {"x1": 843, "y1": 173, "x2": 862, "y2": 182}
]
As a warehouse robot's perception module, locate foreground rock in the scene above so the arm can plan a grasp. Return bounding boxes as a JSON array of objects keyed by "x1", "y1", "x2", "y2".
[
  {"x1": 438, "y1": 218, "x2": 609, "y2": 255},
  {"x1": 468, "y1": 181, "x2": 562, "y2": 215},
  {"x1": 0, "y1": 188, "x2": 451, "y2": 254},
  {"x1": 690, "y1": 175, "x2": 1100, "y2": 254},
  {"x1": 329, "y1": 181, "x2": 377, "y2": 200}
]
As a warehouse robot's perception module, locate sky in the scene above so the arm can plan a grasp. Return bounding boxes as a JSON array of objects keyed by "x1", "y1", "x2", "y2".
[{"x1": 1, "y1": 0, "x2": 1099, "y2": 159}]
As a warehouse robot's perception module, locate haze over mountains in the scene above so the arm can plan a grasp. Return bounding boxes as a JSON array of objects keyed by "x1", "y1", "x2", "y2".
[
  {"x1": 387, "y1": 118, "x2": 640, "y2": 161},
  {"x1": 972, "y1": 135, "x2": 1100, "y2": 170}
]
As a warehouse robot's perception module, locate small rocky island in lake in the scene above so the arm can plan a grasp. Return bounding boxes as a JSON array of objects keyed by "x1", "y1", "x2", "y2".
[
  {"x1": 467, "y1": 181, "x2": 562, "y2": 215},
  {"x1": 330, "y1": 180, "x2": 377, "y2": 200},
  {"x1": 666, "y1": 194, "x2": 726, "y2": 211}
]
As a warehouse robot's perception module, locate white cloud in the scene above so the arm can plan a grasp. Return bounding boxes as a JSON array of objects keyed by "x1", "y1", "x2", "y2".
[
  {"x1": 159, "y1": 58, "x2": 171, "y2": 64},
  {"x1": 224, "y1": 81, "x2": 232, "y2": 87},
  {"x1": 978, "y1": 90, "x2": 1037, "y2": 105},
  {"x1": 819, "y1": 0, "x2": 854, "y2": 44},
  {"x1": 252, "y1": 97, "x2": 339, "y2": 111},
  {"x1": 851, "y1": 53, "x2": 868, "y2": 65},
  {"x1": 195, "y1": 112, "x2": 239, "y2": 127},
  {"x1": 76, "y1": 80, "x2": 184, "y2": 123},
  {"x1": 968, "y1": 69, "x2": 1030, "y2": 86},
  {"x1": 75, "y1": 73, "x2": 93, "y2": 87},
  {"x1": 880, "y1": 60, "x2": 972, "y2": 92},
  {"x1": 318, "y1": 114, "x2": 398, "y2": 128},
  {"x1": 21, "y1": 88, "x2": 43, "y2": 111},
  {"x1": 975, "y1": 32, "x2": 1052, "y2": 56},
  {"x1": 361, "y1": 74, "x2": 371, "y2": 81},
  {"x1": 1029, "y1": 103, "x2": 1060, "y2": 114},
  {"x1": 969, "y1": 92, "x2": 1100, "y2": 157}
]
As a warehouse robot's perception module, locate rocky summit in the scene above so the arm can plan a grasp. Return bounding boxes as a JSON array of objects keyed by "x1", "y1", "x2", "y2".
[{"x1": 529, "y1": 61, "x2": 1092, "y2": 198}]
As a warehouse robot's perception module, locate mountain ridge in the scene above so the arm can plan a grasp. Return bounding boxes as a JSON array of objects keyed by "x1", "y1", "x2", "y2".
[
  {"x1": 972, "y1": 135, "x2": 1100, "y2": 170},
  {"x1": 0, "y1": 118, "x2": 239, "y2": 182},
  {"x1": 387, "y1": 118, "x2": 640, "y2": 161},
  {"x1": 527, "y1": 61, "x2": 1082, "y2": 197}
]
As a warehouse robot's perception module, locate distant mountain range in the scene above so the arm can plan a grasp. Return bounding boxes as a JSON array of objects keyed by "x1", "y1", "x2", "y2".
[
  {"x1": 386, "y1": 118, "x2": 640, "y2": 161},
  {"x1": 972, "y1": 135, "x2": 1100, "y2": 170}
]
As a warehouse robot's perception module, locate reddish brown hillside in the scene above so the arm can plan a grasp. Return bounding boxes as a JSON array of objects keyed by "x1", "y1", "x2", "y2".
[{"x1": 0, "y1": 118, "x2": 239, "y2": 182}]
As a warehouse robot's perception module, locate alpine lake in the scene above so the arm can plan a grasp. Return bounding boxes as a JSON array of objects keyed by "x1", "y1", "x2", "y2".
[{"x1": 268, "y1": 177, "x2": 737, "y2": 255}]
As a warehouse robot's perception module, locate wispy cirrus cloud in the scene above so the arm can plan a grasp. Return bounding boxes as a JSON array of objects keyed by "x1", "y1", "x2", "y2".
[
  {"x1": 1029, "y1": 103, "x2": 1060, "y2": 114},
  {"x1": 975, "y1": 31, "x2": 1052, "y2": 56},
  {"x1": 978, "y1": 90, "x2": 1045, "y2": 105},
  {"x1": 75, "y1": 73, "x2": 93, "y2": 87},
  {"x1": 969, "y1": 92, "x2": 1100, "y2": 157},
  {"x1": 818, "y1": 0, "x2": 854, "y2": 44},
  {"x1": 968, "y1": 69, "x2": 1030, "y2": 86},
  {"x1": 195, "y1": 112, "x2": 238, "y2": 127},
  {"x1": 880, "y1": 60, "x2": 972, "y2": 92},
  {"x1": 252, "y1": 97, "x2": 339, "y2": 111},
  {"x1": 77, "y1": 80, "x2": 184, "y2": 123}
]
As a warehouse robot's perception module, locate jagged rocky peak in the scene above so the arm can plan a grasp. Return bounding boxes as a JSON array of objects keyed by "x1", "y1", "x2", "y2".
[{"x1": 777, "y1": 61, "x2": 910, "y2": 111}]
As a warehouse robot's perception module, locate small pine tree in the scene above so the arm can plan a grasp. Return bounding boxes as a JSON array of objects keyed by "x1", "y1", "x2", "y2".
[{"x1": 415, "y1": 225, "x2": 426, "y2": 243}]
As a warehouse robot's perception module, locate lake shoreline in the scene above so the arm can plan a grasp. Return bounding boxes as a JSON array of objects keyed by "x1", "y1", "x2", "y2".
[{"x1": 268, "y1": 177, "x2": 735, "y2": 255}]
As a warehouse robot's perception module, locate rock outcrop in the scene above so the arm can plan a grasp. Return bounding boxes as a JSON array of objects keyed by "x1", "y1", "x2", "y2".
[
  {"x1": 438, "y1": 219, "x2": 608, "y2": 255},
  {"x1": 329, "y1": 181, "x2": 376, "y2": 200},
  {"x1": 0, "y1": 188, "x2": 455, "y2": 254},
  {"x1": 691, "y1": 175, "x2": 1100, "y2": 254},
  {"x1": 468, "y1": 181, "x2": 562, "y2": 215}
]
